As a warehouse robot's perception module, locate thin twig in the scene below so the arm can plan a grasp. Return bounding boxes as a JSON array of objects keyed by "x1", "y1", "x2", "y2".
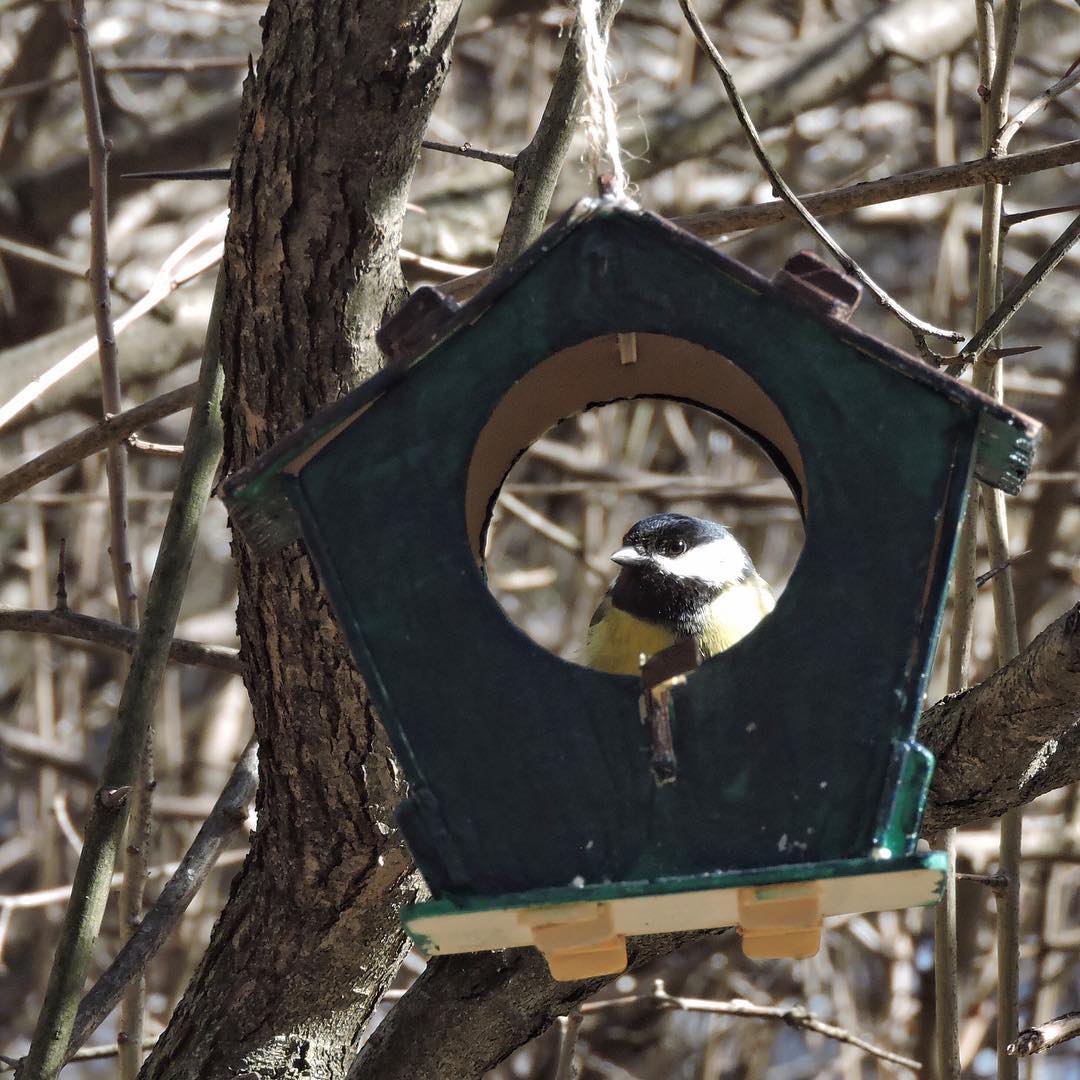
[
  {"x1": 0, "y1": 726, "x2": 97, "y2": 785},
  {"x1": 997, "y1": 59, "x2": 1080, "y2": 154},
  {"x1": 420, "y1": 139, "x2": 517, "y2": 170},
  {"x1": 0, "y1": 234, "x2": 110, "y2": 286},
  {"x1": 23, "y1": 270, "x2": 227, "y2": 1080},
  {"x1": 54, "y1": 538, "x2": 68, "y2": 612},
  {"x1": 121, "y1": 168, "x2": 230, "y2": 181},
  {"x1": 676, "y1": 139, "x2": 1080, "y2": 240},
  {"x1": 68, "y1": 0, "x2": 137, "y2": 629},
  {"x1": 0, "y1": 605, "x2": 241, "y2": 673},
  {"x1": 0, "y1": 54, "x2": 248, "y2": 103},
  {"x1": 52, "y1": 794, "x2": 84, "y2": 856},
  {"x1": 0, "y1": 212, "x2": 225, "y2": 431},
  {"x1": 676, "y1": 0, "x2": 963, "y2": 356},
  {"x1": 0, "y1": 850, "x2": 247, "y2": 912},
  {"x1": 580, "y1": 979, "x2": 920, "y2": 1072},
  {"x1": 0, "y1": 1038, "x2": 159, "y2": 1074},
  {"x1": 398, "y1": 249, "x2": 483, "y2": 277},
  {"x1": 975, "y1": 7, "x2": 1025, "y2": 1078},
  {"x1": 956, "y1": 212, "x2": 1080, "y2": 368},
  {"x1": 1008, "y1": 1010, "x2": 1080, "y2": 1056},
  {"x1": 497, "y1": 491, "x2": 608, "y2": 578},
  {"x1": 958, "y1": 872, "x2": 1010, "y2": 894},
  {"x1": 126, "y1": 436, "x2": 184, "y2": 457},
  {"x1": 1002, "y1": 201, "x2": 1080, "y2": 229},
  {"x1": 551, "y1": 1009, "x2": 583, "y2": 1080},
  {"x1": 0, "y1": 383, "x2": 197, "y2": 504},
  {"x1": 66, "y1": 739, "x2": 257, "y2": 1059},
  {"x1": 937, "y1": 485, "x2": 979, "y2": 1080},
  {"x1": 976, "y1": 550, "x2": 1032, "y2": 589}
]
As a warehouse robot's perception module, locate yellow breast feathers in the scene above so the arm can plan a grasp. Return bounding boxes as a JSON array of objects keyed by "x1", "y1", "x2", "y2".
[{"x1": 584, "y1": 574, "x2": 774, "y2": 676}]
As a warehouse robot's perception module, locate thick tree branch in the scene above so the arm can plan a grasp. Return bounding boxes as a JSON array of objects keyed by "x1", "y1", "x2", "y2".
[
  {"x1": 494, "y1": 0, "x2": 621, "y2": 268},
  {"x1": 920, "y1": 603, "x2": 1080, "y2": 832},
  {"x1": 354, "y1": 602, "x2": 1080, "y2": 1078},
  {"x1": 139, "y1": 5, "x2": 460, "y2": 1078}
]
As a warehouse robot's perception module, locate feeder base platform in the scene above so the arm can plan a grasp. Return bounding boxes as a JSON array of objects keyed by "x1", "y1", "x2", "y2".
[{"x1": 403, "y1": 853, "x2": 946, "y2": 980}]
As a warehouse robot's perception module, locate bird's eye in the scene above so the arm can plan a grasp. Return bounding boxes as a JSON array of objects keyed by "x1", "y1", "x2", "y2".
[{"x1": 665, "y1": 539, "x2": 687, "y2": 557}]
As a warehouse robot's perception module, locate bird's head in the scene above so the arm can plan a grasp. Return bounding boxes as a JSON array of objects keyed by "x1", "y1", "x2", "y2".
[{"x1": 610, "y1": 513, "x2": 752, "y2": 593}]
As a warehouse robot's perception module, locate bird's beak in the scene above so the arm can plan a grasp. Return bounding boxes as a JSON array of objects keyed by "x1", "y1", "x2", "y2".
[{"x1": 611, "y1": 546, "x2": 647, "y2": 567}]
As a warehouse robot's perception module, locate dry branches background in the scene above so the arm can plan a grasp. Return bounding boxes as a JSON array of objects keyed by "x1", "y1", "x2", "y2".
[{"x1": 1, "y1": 0, "x2": 1079, "y2": 1076}]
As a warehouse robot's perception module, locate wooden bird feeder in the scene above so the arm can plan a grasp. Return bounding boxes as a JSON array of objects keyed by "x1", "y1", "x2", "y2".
[{"x1": 223, "y1": 199, "x2": 1040, "y2": 980}]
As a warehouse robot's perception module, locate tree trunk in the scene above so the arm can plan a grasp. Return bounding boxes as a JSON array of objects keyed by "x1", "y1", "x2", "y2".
[{"x1": 140, "y1": 3, "x2": 458, "y2": 1077}]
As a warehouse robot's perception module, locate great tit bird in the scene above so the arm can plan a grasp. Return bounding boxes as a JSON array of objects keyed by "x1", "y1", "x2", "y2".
[{"x1": 584, "y1": 513, "x2": 775, "y2": 676}]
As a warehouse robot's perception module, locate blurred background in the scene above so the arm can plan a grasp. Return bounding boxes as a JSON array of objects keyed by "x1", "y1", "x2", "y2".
[{"x1": 1, "y1": 0, "x2": 1078, "y2": 1076}]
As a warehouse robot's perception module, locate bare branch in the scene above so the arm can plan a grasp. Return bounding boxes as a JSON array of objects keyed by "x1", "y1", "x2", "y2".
[
  {"x1": 126, "y1": 436, "x2": 184, "y2": 457},
  {"x1": 996, "y1": 60, "x2": 1080, "y2": 154},
  {"x1": 920, "y1": 603, "x2": 1080, "y2": 832},
  {"x1": 440, "y1": 140, "x2": 1080, "y2": 302},
  {"x1": 1002, "y1": 201, "x2": 1080, "y2": 229},
  {"x1": 0, "y1": 212, "x2": 224, "y2": 432},
  {"x1": 0, "y1": 605, "x2": 241, "y2": 674},
  {"x1": 0, "y1": 1037, "x2": 158, "y2": 1074},
  {"x1": 551, "y1": 1009, "x2": 583, "y2": 1080},
  {"x1": 67, "y1": 0, "x2": 137, "y2": 628},
  {"x1": 420, "y1": 139, "x2": 517, "y2": 170},
  {"x1": 494, "y1": 0, "x2": 622, "y2": 269},
  {"x1": 1009, "y1": 1010, "x2": 1080, "y2": 1057},
  {"x1": 65, "y1": 739, "x2": 257, "y2": 1059},
  {"x1": 676, "y1": 0, "x2": 962, "y2": 353},
  {"x1": 955, "y1": 211, "x2": 1080, "y2": 368},
  {"x1": 0, "y1": 383, "x2": 196, "y2": 504},
  {"x1": 0, "y1": 54, "x2": 247, "y2": 103},
  {"x1": 676, "y1": 140, "x2": 1080, "y2": 243},
  {"x1": 0, "y1": 234, "x2": 97, "y2": 283},
  {"x1": 580, "y1": 979, "x2": 921, "y2": 1072},
  {"x1": 398, "y1": 249, "x2": 483, "y2": 278},
  {"x1": 0, "y1": 850, "x2": 247, "y2": 913},
  {"x1": 973, "y1": 12, "x2": 1029, "y2": 1068},
  {"x1": 23, "y1": 268, "x2": 227, "y2": 1079},
  {"x1": 0, "y1": 725, "x2": 97, "y2": 785}
]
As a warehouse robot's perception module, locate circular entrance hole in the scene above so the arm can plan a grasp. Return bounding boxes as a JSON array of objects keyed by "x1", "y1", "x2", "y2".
[{"x1": 483, "y1": 398, "x2": 805, "y2": 664}]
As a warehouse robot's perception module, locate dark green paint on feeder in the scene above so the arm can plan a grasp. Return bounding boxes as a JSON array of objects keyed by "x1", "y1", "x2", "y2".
[{"x1": 223, "y1": 199, "x2": 1038, "y2": 938}]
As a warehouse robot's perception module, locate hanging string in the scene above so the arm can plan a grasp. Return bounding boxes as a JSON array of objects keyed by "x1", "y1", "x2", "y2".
[{"x1": 577, "y1": 0, "x2": 629, "y2": 200}]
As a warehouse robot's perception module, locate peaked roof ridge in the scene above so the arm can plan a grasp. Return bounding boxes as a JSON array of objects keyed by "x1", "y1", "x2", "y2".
[{"x1": 222, "y1": 197, "x2": 1039, "y2": 556}]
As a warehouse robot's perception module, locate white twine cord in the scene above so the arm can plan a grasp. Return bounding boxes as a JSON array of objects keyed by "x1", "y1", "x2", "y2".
[{"x1": 578, "y1": 0, "x2": 628, "y2": 199}]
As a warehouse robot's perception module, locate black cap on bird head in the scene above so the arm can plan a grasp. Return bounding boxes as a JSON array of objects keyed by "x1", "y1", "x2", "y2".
[
  {"x1": 622, "y1": 513, "x2": 733, "y2": 556},
  {"x1": 608, "y1": 512, "x2": 754, "y2": 612}
]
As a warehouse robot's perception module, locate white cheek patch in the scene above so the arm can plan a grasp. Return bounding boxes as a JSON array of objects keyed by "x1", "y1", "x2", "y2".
[{"x1": 655, "y1": 537, "x2": 748, "y2": 586}]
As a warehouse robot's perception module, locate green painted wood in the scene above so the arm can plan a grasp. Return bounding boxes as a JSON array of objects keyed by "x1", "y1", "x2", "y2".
[{"x1": 279, "y1": 207, "x2": 989, "y2": 902}]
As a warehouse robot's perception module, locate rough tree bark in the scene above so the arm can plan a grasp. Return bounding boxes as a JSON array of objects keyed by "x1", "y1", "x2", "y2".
[{"x1": 139, "y1": 3, "x2": 459, "y2": 1078}]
